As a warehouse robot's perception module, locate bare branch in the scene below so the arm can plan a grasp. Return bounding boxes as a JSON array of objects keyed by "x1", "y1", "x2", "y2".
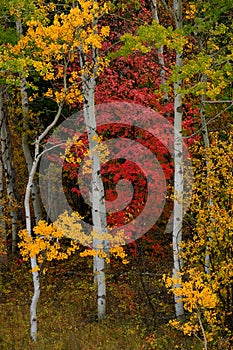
[
  {"x1": 202, "y1": 100, "x2": 233, "y2": 104},
  {"x1": 159, "y1": 0, "x2": 177, "y2": 25},
  {"x1": 183, "y1": 102, "x2": 233, "y2": 139}
]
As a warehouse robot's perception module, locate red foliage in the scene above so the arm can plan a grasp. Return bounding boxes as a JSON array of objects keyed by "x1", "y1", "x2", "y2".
[
  {"x1": 54, "y1": 0, "x2": 199, "y2": 258},
  {"x1": 62, "y1": 118, "x2": 173, "y2": 231}
]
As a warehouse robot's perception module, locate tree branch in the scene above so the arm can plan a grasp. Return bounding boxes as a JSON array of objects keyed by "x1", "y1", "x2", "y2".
[
  {"x1": 159, "y1": 0, "x2": 177, "y2": 25},
  {"x1": 183, "y1": 102, "x2": 233, "y2": 139}
]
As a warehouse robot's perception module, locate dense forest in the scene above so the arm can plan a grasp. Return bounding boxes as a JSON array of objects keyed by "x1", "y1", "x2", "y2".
[{"x1": 0, "y1": 0, "x2": 232, "y2": 349}]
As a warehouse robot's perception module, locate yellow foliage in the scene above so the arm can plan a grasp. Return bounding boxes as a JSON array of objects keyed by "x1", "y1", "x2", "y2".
[
  {"x1": 165, "y1": 268, "x2": 219, "y2": 343},
  {"x1": 63, "y1": 133, "x2": 110, "y2": 174},
  {"x1": 185, "y1": 3, "x2": 197, "y2": 20},
  {"x1": 18, "y1": 211, "x2": 129, "y2": 272},
  {"x1": 165, "y1": 128, "x2": 233, "y2": 345},
  {"x1": 18, "y1": 220, "x2": 80, "y2": 271},
  {"x1": 5, "y1": 1, "x2": 110, "y2": 105},
  {"x1": 31, "y1": 266, "x2": 40, "y2": 273}
]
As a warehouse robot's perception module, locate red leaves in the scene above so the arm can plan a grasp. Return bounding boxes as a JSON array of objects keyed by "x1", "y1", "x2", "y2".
[
  {"x1": 62, "y1": 122, "x2": 172, "y2": 234},
  {"x1": 96, "y1": 51, "x2": 163, "y2": 108}
]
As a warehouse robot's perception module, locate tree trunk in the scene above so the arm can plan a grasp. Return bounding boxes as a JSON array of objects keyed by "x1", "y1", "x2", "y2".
[
  {"x1": 0, "y1": 152, "x2": 7, "y2": 265},
  {"x1": 0, "y1": 85, "x2": 19, "y2": 255},
  {"x1": 80, "y1": 43, "x2": 108, "y2": 321},
  {"x1": 172, "y1": 0, "x2": 185, "y2": 319},
  {"x1": 24, "y1": 152, "x2": 40, "y2": 341},
  {"x1": 16, "y1": 19, "x2": 42, "y2": 225},
  {"x1": 24, "y1": 99, "x2": 63, "y2": 340},
  {"x1": 151, "y1": 0, "x2": 168, "y2": 102},
  {"x1": 200, "y1": 82, "x2": 212, "y2": 275}
]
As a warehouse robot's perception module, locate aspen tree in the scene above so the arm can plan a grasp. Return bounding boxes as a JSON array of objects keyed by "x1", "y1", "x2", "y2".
[
  {"x1": 10, "y1": 0, "x2": 110, "y2": 338},
  {"x1": 171, "y1": 0, "x2": 185, "y2": 320},
  {"x1": 151, "y1": 0, "x2": 168, "y2": 101},
  {"x1": 16, "y1": 19, "x2": 42, "y2": 226},
  {"x1": 109, "y1": 0, "x2": 189, "y2": 319},
  {"x1": 0, "y1": 85, "x2": 19, "y2": 255},
  {"x1": 78, "y1": 0, "x2": 109, "y2": 321}
]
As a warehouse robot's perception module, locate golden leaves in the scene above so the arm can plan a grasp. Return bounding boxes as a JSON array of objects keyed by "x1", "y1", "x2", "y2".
[
  {"x1": 63, "y1": 133, "x2": 110, "y2": 175},
  {"x1": 185, "y1": 4, "x2": 197, "y2": 20},
  {"x1": 18, "y1": 211, "x2": 129, "y2": 273},
  {"x1": 21, "y1": 2, "x2": 110, "y2": 59},
  {"x1": 166, "y1": 128, "x2": 233, "y2": 344},
  {"x1": 79, "y1": 245, "x2": 129, "y2": 265},
  {"x1": 5, "y1": 1, "x2": 110, "y2": 105},
  {"x1": 18, "y1": 221, "x2": 80, "y2": 271},
  {"x1": 165, "y1": 268, "x2": 219, "y2": 342}
]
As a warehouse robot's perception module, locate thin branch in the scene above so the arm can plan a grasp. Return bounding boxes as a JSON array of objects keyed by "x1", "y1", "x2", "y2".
[
  {"x1": 38, "y1": 143, "x2": 65, "y2": 159},
  {"x1": 37, "y1": 102, "x2": 64, "y2": 143},
  {"x1": 101, "y1": 39, "x2": 122, "y2": 55},
  {"x1": 196, "y1": 306, "x2": 208, "y2": 350},
  {"x1": 202, "y1": 100, "x2": 233, "y2": 104},
  {"x1": 160, "y1": 0, "x2": 177, "y2": 25},
  {"x1": 183, "y1": 102, "x2": 233, "y2": 139}
]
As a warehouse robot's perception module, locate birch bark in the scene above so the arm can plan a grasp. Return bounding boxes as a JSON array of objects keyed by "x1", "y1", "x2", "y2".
[
  {"x1": 172, "y1": 0, "x2": 185, "y2": 319},
  {"x1": 151, "y1": 0, "x2": 168, "y2": 101},
  {"x1": 16, "y1": 20, "x2": 42, "y2": 225},
  {"x1": 24, "y1": 154, "x2": 40, "y2": 341},
  {"x1": 24, "y1": 101, "x2": 64, "y2": 340},
  {"x1": 0, "y1": 85, "x2": 19, "y2": 254},
  {"x1": 80, "y1": 45, "x2": 108, "y2": 320}
]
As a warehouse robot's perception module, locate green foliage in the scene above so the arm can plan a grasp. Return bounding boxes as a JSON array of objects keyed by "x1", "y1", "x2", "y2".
[
  {"x1": 181, "y1": 0, "x2": 233, "y2": 100},
  {"x1": 109, "y1": 20, "x2": 187, "y2": 60},
  {"x1": 0, "y1": 27, "x2": 18, "y2": 45}
]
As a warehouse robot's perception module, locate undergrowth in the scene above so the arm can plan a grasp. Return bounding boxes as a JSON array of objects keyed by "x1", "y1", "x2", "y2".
[{"x1": 0, "y1": 254, "x2": 202, "y2": 350}]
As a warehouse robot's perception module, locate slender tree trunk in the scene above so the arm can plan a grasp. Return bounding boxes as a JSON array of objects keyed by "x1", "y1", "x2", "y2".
[
  {"x1": 80, "y1": 28, "x2": 108, "y2": 319},
  {"x1": 172, "y1": 0, "x2": 185, "y2": 319},
  {"x1": 24, "y1": 153, "x2": 40, "y2": 341},
  {"x1": 151, "y1": 0, "x2": 168, "y2": 102},
  {"x1": 24, "y1": 100, "x2": 63, "y2": 340},
  {"x1": 15, "y1": 19, "x2": 41, "y2": 341},
  {"x1": 200, "y1": 89, "x2": 212, "y2": 275},
  {"x1": 0, "y1": 85, "x2": 19, "y2": 255},
  {"x1": 0, "y1": 153, "x2": 7, "y2": 265},
  {"x1": 80, "y1": 57, "x2": 108, "y2": 321},
  {"x1": 16, "y1": 19, "x2": 42, "y2": 225},
  {"x1": 198, "y1": 44, "x2": 212, "y2": 274}
]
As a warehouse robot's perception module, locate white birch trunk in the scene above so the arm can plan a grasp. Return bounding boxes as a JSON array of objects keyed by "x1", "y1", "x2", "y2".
[
  {"x1": 16, "y1": 20, "x2": 42, "y2": 225},
  {"x1": 80, "y1": 42, "x2": 108, "y2": 320},
  {"x1": 24, "y1": 100, "x2": 63, "y2": 340},
  {"x1": 24, "y1": 153, "x2": 40, "y2": 341},
  {"x1": 172, "y1": 0, "x2": 185, "y2": 319},
  {"x1": 151, "y1": 0, "x2": 168, "y2": 101},
  {"x1": 15, "y1": 19, "x2": 43, "y2": 340},
  {"x1": 0, "y1": 85, "x2": 18, "y2": 254}
]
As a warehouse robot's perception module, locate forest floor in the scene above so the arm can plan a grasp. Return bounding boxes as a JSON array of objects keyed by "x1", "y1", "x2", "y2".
[{"x1": 0, "y1": 252, "x2": 202, "y2": 350}]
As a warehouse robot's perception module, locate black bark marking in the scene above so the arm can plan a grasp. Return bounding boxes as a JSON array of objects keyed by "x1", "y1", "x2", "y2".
[{"x1": 176, "y1": 106, "x2": 182, "y2": 113}]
